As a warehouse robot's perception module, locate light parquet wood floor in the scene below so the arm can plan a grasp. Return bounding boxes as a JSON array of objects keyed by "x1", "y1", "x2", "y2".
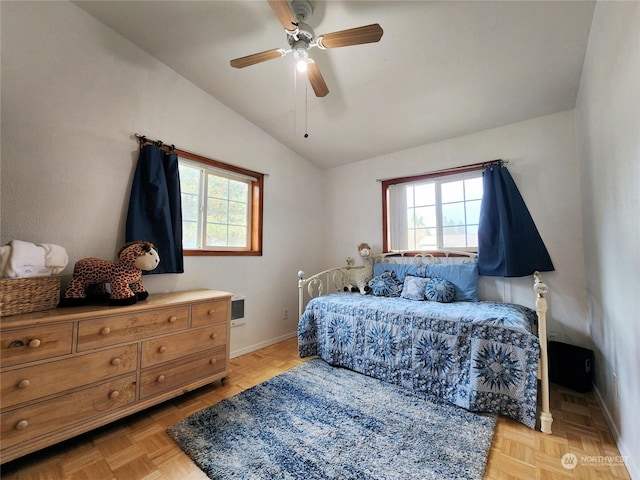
[{"x1": 1, "y1": 337, "x2": 631, "y2": 480}]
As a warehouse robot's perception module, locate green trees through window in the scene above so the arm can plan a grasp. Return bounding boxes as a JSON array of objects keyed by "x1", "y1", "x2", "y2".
[{"x1": 177, "y1": 151, "x2": 263, "y2": 256}]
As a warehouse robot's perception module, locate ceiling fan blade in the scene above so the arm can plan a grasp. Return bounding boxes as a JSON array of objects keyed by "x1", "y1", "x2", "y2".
[
  {"x1": 230, "y1": 49, "x2": 285, "y2": 69},
  {"x1": 307, "y1": 60, "x2": 329, "y2": 97},
  {"x1": 317, "y1": 24, "x2": 383, "y2": 49},
  {"x1": 267, "y1": 0, "x2": 297, "y2": 32}
]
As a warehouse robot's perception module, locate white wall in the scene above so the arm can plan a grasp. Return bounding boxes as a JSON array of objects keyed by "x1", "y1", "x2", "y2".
[
  {"x1": 0, "y1": 1, "x2": 324, "y2": 356},
  {"x1": 574, "y1": 1, "x2": 640, "y2": 477},
  {"x1": 323, "y1": 110, "x2": 589, "y2": 344}
]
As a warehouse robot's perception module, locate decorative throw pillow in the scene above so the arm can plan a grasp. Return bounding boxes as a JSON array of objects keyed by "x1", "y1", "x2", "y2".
[
  {"x1": 372, "y1": 263, "x2": 418, "y2": 283},
  {"x1": 422, "y1": 263, "x2": 479, "y2": 302},
  {"x1": 400, "y1": 275, "x2": 429, "y2": 301},
  {"x1": 425, "y1": 277, "x2": 455, "y2": 303},
  {"x1": 368, "y1": 271, "x2": 403, "y2": 297},
  {"x1": 415, "y1": 264, "x2": 430, "y2": 278}
]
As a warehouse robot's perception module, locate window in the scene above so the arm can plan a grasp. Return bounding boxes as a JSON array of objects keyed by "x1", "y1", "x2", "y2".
[
  {"x1": 383, "y1": 169, "x2": 483, "y2": 252},
  {"x1": 177, "y1": 150, "x2": 263, "y2": 256}
]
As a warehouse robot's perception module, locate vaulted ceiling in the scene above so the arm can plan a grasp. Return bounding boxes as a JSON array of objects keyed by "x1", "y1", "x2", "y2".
[{"x1": 74, "y1": 1, "x2": 595, "y2": 169}]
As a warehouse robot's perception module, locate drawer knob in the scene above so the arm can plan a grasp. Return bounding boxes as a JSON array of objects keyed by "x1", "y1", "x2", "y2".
[
  {"x1": 17, "y1": 379, "x2": 31, "y2": 389},
  {"x1": 109, "y1": 390, "x2": 120, "y2": 400},
  {"x1": 208, "y1": 309, "x2": 215, "y2": 316},
  {"x1": 210, "y1": 333, "x2": 218, "y2": 340},
  {"x1": 209, "y1": 358, "x2": 217, "y2": 365},
  {"x1": 100, "y1": 327, "x2": 111, "y2": 336},
  {"x1": 16, "y1": 420, "x2": 29, "y2": 431},
  {"x1": 111, "y1": 357, "x2": 122, "y2": 366},
  {"x1": 158, "y1": 345, "x2": 167, "y2": 353},
  {"x1": 168, "y1": 316, "x2": 177, "y2": 323},
  {"x1": 28, "y1": 338, "x2": 41, "y2": 348},
  {"x1": 157, "y1": 375, "x2": 165, "y2": 383}
]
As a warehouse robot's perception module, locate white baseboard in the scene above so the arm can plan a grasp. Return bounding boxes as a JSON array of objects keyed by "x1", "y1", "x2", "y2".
[
  {"x1": 230, "y1": 331, "x2": 298, "y2": 359},
  {"x1": 592, "y1": 385, "x2": 639, "y2": 479}
]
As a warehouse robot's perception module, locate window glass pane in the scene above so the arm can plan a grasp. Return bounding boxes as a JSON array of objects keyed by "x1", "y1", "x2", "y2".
[
  {"x1": 208, "y1": 175, "x2": 228, "y2": 199},
  {"x1": 414, "y1": 183, "x2": 435, "y2": 206},
  {"x1": 228, "y1": 226, "x2": 247, "y2": 247},
  {"x1": 229, "y1": 201, "x2": 247, "y2": 226},
  {"x1": 406, "y1": 186, "x2": 414, "y2": 208},
  {"x1": 386, "y1": 170, "x2": 483, "y2": 252},
  {"x1": 202, "y1": 175, "x2": 250, "y2": 248},
  {"x1": 183, "y1": 220, "x2": 198, "y2": 248},
  {"x1": 207, "y1": 198, "x2": 228, "y2": 224},
  {"x1": 465, "y1": 177, "x2": 483, "y2": 200},
  {"x1": 178, "y1": 155, "x2": 262, "y2": 254},
  {"x1": 442, "y1": 202, "x2": 465, "y2": 226},
  {"x1": 466, "y1": 199, "x2": 482, "y2": 223},
  {"x1": 414, "y1": 206, "x2": 436, "y2": 228},
  {"x1": 179, "y1": 165, "x2": 200, "y2": 194},
  {"x1": 407, "y1": 230, "x2": 415, "y2": 250},
  {"x1": 442, "y1": 225, "x2": 468, "y2": 247},
  {"x1": 466, "y1": 224, "x2": 479, "y2": 247},
  {"x1": 180, "y1": 164, "x2": 201, "y2": 249},
  {"x1": 416, "y1": 228, "x2": 437, "y2": 249},
  {"x1": 407, "y1": 208, "x2": 415, "y2": 229},
  {"x1": 441, "y1": 180, "x2": 464, "y2": 203},
  {"x1": 206, "y1": 223, "x2": 228, "y2": 246},
  {"x1": 229, "y1": 180, "x2": 248, "y2": 203},
  {"x1": 181, "y1": 192, "x2": 199, "y2": 222}
]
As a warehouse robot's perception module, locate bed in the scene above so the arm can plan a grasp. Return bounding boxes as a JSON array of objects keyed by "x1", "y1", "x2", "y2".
[{"x1": 297, "y1": 252, "x2": 553, "y2": 433}]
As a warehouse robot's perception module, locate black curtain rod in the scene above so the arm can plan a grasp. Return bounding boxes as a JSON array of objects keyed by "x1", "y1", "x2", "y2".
[
  {"x1": 135, "y1": 133, "x2": 175, "y2": 151},
  {"x1": 134, "y1": 133, "x2": 269, "y2": 178},
  {"x1": 377, "y1": 159, "x2": 507, "y2": 183}
]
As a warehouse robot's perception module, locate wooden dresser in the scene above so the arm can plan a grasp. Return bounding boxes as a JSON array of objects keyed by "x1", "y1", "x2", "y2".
[{"x1": 0, "y1": 289, "x2": 232, "y2": 464}]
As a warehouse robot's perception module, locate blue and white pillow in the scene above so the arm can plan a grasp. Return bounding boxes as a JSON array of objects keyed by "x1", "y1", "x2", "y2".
[
  {"x1": 419, "y1": 263, "x2": 479, "y2": 302},
  {"x1": 415, "y1": 264, "x2": 430, "y2": 278},
  {"x1": 401, "y1": 275, "x2": 429, "y2": 301},
  {"x1": 372, "y1": 262, "x2": 479, "y2": 301},
  {"x1": 425, "y1": 277, "x2": 455, "y2": 303},
  {"x1": 368, "y1": 271, "x2": 403, "y2": 297}
]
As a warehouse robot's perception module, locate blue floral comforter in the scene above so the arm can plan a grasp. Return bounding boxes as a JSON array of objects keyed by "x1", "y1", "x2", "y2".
[{"x1": 298, "y1": 293, "x2": 540, "y2": 428}]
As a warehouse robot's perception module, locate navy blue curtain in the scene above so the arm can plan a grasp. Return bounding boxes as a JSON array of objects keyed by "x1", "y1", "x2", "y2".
[
  {"x1": 126, "y1": 144, "x2": 184, "y2": 274},
  {"x1": 477, "y1": 164, "x2": 554, "y2": 277}
]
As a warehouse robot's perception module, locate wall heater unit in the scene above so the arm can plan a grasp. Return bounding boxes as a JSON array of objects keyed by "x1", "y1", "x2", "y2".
[{"x1": 231, "y1": 295, "x2": 245, "y2": 327}]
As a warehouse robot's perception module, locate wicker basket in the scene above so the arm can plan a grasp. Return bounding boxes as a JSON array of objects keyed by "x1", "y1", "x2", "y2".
[{"x1": 0, "y1": 276, "x2": 61, "y2": 317}]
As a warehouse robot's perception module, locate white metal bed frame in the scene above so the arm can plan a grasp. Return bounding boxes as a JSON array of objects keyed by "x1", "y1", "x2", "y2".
[{"x1": 297, "y1": 251, "x2": 553, "y2": 434}]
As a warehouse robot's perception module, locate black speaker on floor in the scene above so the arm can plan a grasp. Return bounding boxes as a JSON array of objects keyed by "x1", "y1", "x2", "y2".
[{"x1": 548, "y1": 341, "x2": 594, "y2": 392}]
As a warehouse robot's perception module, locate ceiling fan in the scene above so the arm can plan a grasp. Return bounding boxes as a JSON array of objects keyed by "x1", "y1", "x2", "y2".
[{"x1": 230, "y1": 0, "x2": 383, "y2": 97}]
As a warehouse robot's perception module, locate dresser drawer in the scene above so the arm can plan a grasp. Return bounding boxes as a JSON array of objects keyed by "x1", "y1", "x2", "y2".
[
  {"x1": 139, "y1": 347, "x2": 226, "y2": 399},
  {"x1": 1, "y1": 375, "x2": 136, "y2": 450},
  {"x1": 191, "y1": 299, "x2": 229, "y2": 327},
  {"x1": 77, "y1": 306, "x2": 189, "y2": 351},
  {"x1": 1, "y1": 345, "x2": 137, "y2": 409},
  {"x1": 0, "y1": 323, "x2": 73, "y2": 367},
  {"x1": 141, "y1": 323, "x2": 227, "y2": 368}
]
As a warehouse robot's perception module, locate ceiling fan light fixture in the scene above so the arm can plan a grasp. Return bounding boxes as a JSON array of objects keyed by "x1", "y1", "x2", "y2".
[
  {"x1": 293, "y1": 47, "x2": 309, "y2": 72},
  {"x1": 296, "y1": 59, "x2": 309, "y2": 73},
  {"x1": 229, "y1": 0, "x2": 382, "y2": 99}
]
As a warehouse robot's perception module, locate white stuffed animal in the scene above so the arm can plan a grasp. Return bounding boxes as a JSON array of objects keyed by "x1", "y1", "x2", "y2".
[{"x1": 345, "y1": 242, "x2": 374, "y2": 294}]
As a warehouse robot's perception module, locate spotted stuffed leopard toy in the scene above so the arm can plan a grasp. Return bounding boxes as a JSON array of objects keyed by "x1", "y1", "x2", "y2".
[{"x1": 60, "y1": 241, "x2": 160, "y2": 307}]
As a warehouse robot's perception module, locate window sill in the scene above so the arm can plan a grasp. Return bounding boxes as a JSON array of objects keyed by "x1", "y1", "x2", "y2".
[{"x1": 183, "y1": 249, "x2": 262, "y2": 257}]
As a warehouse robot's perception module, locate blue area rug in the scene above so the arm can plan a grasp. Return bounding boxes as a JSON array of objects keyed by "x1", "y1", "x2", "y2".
[{"x1": 167, "y1": 359, "x2": 496, "y2": 479}]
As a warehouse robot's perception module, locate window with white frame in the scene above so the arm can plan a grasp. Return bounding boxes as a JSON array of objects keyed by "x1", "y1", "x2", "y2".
[
  {"x1": 384, "y1": 170, "x2": 483, "y2": 252},
  {"x1": 178, "y1": 153, "x2": 263, "y2": 256}
]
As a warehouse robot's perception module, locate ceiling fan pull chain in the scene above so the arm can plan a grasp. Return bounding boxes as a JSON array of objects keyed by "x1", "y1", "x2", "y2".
[
  {"x1": 293, "y1": 67, "x2": 297, "y2": 135},
  {"x1": 304, "y1": 76, "x2": 309, "y2": 138}
]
